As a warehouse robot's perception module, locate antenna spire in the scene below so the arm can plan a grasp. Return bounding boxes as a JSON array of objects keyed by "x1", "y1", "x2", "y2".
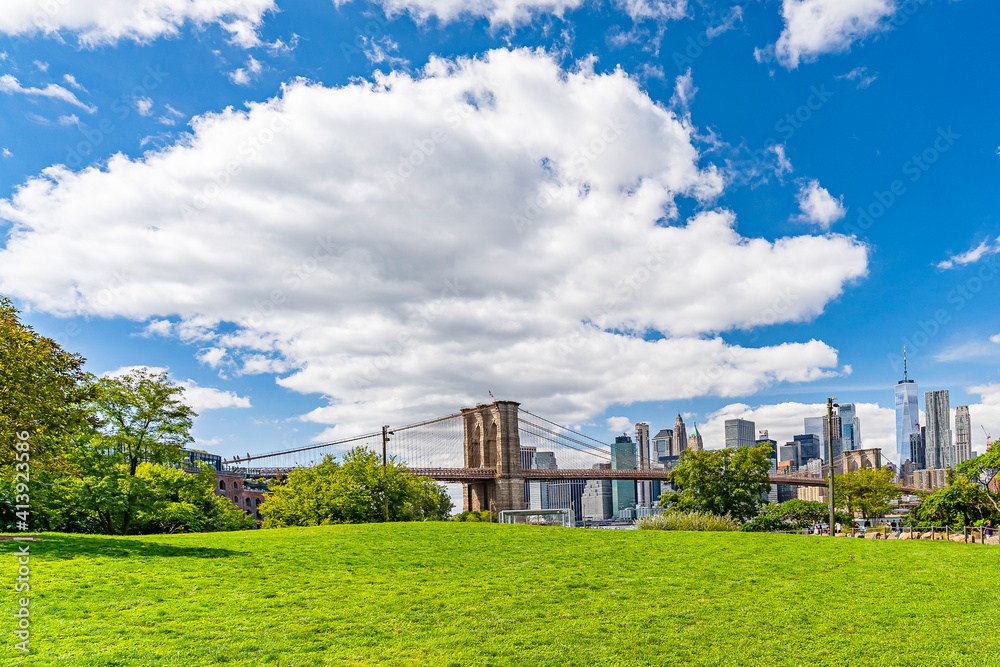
[{"x1": 903, "y1": 345, "x2": 908, "y2": 381}]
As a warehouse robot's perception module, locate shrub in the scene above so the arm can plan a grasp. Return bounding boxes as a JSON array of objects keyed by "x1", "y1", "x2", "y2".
[{"x1": 636, "y1": 511, "x2": 738, "y2": 532}]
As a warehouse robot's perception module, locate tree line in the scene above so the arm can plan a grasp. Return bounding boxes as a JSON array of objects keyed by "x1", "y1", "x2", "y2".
[
  {"x1": 1, "y1": 297, "x2": 452, "y2": 535},
  {"x1": 658, "y1": 441, "x2": 1000, "y2": 531}
]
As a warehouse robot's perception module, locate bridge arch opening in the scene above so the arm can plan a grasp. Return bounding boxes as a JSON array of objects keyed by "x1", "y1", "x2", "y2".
[
  {"x1": 469, "y1": 425, "x2": 482, "y2": 468},
  {"x1": 485, "y1": 421, "x2": 497, "y2": 468}
]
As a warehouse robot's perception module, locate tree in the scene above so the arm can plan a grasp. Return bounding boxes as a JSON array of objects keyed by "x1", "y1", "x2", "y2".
[
  {"x1": 91, "y1": 368, "x2": 196, "y2": 476},
  {"x1": 659, "y1": 444, "x2": 772, "y2": 522},
  {"x1": 131, "y1": 463, "x2": 256, "y2": 534},
  {"x1": 908, "y1": 476, "x2": 1000, "y2": 528},
  {"x1": 0, "y1": 296, "x2": 96, "y2": 469},
  {"x1": 259, "y1": 447, "x2": 453, "y2": 527},
  {"x1": 956, "y1": 448, "x2": 1000, "y2": 516},
  {"x1": 69, "y1": 368, "x2": 197, "y2": 534},
  {"x1": 834, "y1": 467, "x2": 899, "y2": 521}
]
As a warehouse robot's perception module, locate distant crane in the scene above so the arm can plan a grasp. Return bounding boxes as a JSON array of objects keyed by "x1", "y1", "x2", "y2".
[{"x1": 983, "y1": 425, "x2": 993, "y2": 450}]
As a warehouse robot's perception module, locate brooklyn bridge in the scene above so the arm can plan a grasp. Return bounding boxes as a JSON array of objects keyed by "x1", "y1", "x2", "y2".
[{"x1": 222, "y1": 400, "x2": 849, "y2": 513}]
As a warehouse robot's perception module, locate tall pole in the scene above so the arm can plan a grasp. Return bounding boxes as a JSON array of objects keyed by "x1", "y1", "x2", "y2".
[
  {"x1": 827, "y1": 397, "x2": 837, "y2": 534},
  {"x1": 382, "y1": 425, "x2": 388, "y2": 469},
  {"x1": 382, "y1": 425, "x2": 389, "y2": 522}
]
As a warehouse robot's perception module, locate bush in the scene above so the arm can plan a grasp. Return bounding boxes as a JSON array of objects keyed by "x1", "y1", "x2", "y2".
[
  {"x1": 450, "y1": 510, "x2": 496, "y2": 523},
  {"x1": 636, "y1": 511, "x2": 738, "y2": 532}
]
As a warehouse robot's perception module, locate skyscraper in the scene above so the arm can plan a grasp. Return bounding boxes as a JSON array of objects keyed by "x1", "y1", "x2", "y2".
[
  {"x1": 688, "y1": 422, "x2": 704, "y2": 451},
  {"x1": 955, "y1": 405, "x2": 972, "y2": 463},
  {"x1": 757, "y1": 430, "x2": 778, "y2": 461},
  {"x1": 895, "y1": 349, "x2": 920, "y2": 465},
  {"x1": 672, "y1": 415, "x2": 688, "y2": 456},
  {"x1": 652, "y1": 429, "x2": 673, "y2": 458},
  {"x1": 794, "y1": 434, "x2": 821, "y2": 466},
  {"x1": 909, "y1": 427, "x2": 926, "y2": 470},
  {"x1": 635, "y1": 422, "x2": 652, "y2": 508},
  {"x1": 839, "y1": 403, "x2": 862, "y2": 451},
  {"x1": 925, "y1": 390, "x2": 952, "y2": 469},
  {"x1": 725, "y1": 418, "x2": 756, "y2": 448},
  {"x1": 803, "y1": 416, "x2": 827, "y2": 460},
  {"x1": 824, "y1": 414, "x2": 843, "y2": 461},
  {"x1": 611, "y1": 435, "x2": 637, "y2": 518}
]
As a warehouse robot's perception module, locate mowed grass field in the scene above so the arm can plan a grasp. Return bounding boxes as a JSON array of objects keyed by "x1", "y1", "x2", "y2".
[{"x1": 2, "y1": 524, "x2": 999, "y2": 666}]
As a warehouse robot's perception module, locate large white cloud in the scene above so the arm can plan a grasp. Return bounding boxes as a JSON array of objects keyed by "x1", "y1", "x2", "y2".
[
  {"x1": 0, "y1": 0, "x2": 275, "y2": 47},
  {"x1": 773, "y1": 0, "x2": 897, "y2": 69},
  {"x1": 0, "y1": 48, "x2": 868, "y2": 437}
]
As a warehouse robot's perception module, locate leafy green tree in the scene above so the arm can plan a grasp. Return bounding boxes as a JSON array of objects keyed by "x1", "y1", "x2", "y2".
[
  {"x1": 908, "y1": 476, "x2": 1000, "y2": 528},
  {"x1": 91, "y1": 368, "x2": 196, "y2": 475},
  {"x1": 777, "y1": 499, "x2": 830, "y2": 527},
  {"x1": 659, "y1": 444, "x2": 772, "y2": 522},
  {"x1": 834, "y1": 467, "x2": 899, "y2": 521},
  {"x1": 259, "y1": 447, "x2": 452, "y2": 527},
  {"x1": 956, "y1": 448, "x2": 1000, "y2": 516},
  {"x1": 66, "y1": 369, "x2": 197, "y2": 534},
  {"x1": 131, "y1": 463, "x2": 255, "y2": 534},
  {"x1": 0, "y1": 296, "x2": 96, "y2": 470},
  {"x1": 404, "y1": 476, "x2": 455, "y2": 521}
]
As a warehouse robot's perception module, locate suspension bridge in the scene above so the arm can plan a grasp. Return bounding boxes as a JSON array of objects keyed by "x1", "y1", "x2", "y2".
[{"x1": 221, "y1": 400, "x2": 835, "y2": 512}]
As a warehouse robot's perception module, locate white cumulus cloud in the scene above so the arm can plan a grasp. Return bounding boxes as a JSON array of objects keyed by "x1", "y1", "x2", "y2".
[
  {"x1": 773, "y1": 0, "x2": 897, "y2": 69},
  {"x1": 0, "y1": 48, "x2": 869, "y2": 437},
  {"x1": 102, "y1": 365, "x2": 251, "y2": 411},
  {"x1": 794, "y1": 179, "x2": 846, "y2": 229},
  {"x1": 0, "y1": 0, "x2": 275, "y2": 48}
]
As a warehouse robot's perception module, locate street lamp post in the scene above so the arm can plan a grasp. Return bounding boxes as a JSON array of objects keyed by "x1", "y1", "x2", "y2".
[{"x1": 827, "y1": 397, "x2": 838, "y2": 534}]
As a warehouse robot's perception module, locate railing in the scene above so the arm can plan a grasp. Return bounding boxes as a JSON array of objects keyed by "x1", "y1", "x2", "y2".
[{"x1": 773, "y1": 524, "x2": 998, "y2": 544}]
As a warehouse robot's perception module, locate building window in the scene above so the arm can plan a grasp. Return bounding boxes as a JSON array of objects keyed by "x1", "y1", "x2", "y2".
[
  {"x1": 255, "y1": 498, "x2": 261, "y2": 506},
  {"x1": 219, "y1": 480, "x2": 226, "y2": 491}
]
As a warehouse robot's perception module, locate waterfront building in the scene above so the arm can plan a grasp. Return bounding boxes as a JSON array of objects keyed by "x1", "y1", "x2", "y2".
[
  {"x1": 779, "y1": 443, "x2": 798, "y2": 466},
  {"x1": 925, "y1": 390, "x2": 953, "y2": 469},
  {"x1": 725, "y1": 418, "x2": 755, "y2": 449},
  {"x1": 581, "y1": 463, "x2": 613, "y2": 520},
  {"x1": 611, "y1": 435, "x2": 637, "y2": 518},
  {"x1": 909, "y1": 427, "x2": 926, "y2": 470}
]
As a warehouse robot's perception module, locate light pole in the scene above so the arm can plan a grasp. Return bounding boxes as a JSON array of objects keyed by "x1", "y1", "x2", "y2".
[{"x1": 827, "y1": 397, "x2": 838, "y2": 534}]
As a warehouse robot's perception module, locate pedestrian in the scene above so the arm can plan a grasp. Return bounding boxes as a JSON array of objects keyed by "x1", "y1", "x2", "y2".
[
  {"x1": 835, "y1": 521, "x2": 841, "y2": 534},
  {"x1": 987, "y1": 520, "x2": 993, "y2": 539}
]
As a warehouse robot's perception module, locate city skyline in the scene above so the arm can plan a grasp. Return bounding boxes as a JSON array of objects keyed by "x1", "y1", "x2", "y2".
[{"x1": 0, "y1": 1, "x2": 998, "y2": 463}]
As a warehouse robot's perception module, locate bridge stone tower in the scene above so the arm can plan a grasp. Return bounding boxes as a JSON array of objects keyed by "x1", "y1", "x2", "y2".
[{"x1": 461, "y1": 400, "x2": 525, "y2": 513}]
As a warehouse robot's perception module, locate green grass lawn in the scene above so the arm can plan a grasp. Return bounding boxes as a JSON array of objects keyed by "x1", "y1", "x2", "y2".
[{"x1": 2, "y1": 523, "x2": 999, "y2": 666}]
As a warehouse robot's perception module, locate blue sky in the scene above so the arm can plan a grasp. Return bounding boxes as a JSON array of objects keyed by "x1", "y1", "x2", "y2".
[{"x1": 1, "y1": 0, "x2": 998, "y2": 463}]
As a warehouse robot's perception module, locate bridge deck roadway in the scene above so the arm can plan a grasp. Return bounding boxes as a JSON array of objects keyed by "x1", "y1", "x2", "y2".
[
  {"x1": 229, "y1": 466, "x2": 918, "y2": 493},
  {"x1": 406, "y1": 467, "x2": 833, "y2": 487}
]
